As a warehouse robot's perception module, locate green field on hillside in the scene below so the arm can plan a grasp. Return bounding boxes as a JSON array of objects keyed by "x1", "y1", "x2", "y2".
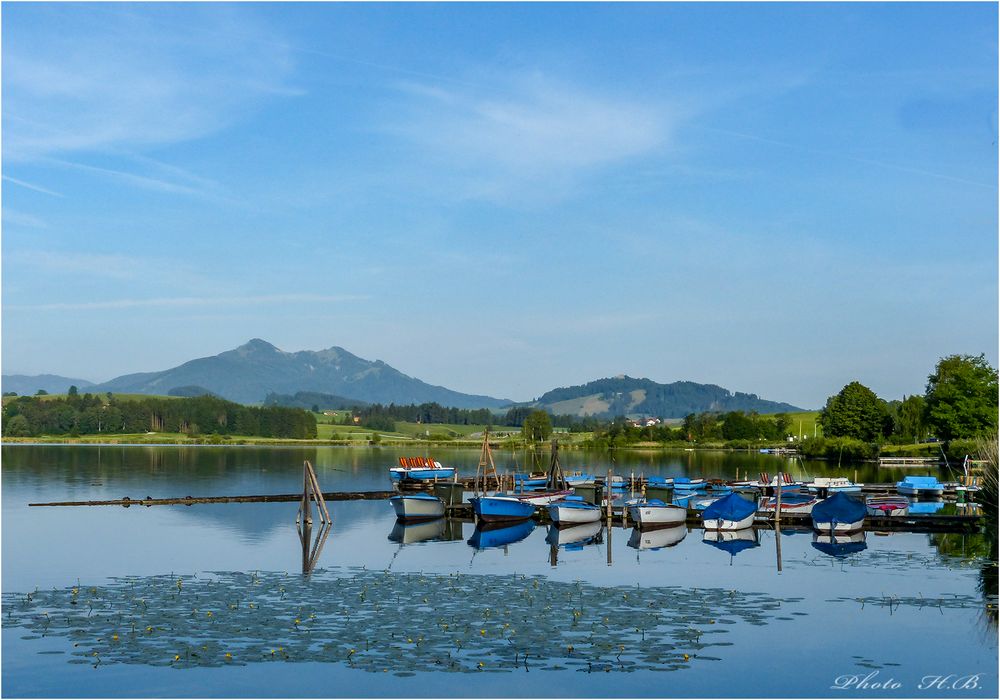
[{"x1": 784, "y1": 411, "x2": 822, "y2": 439}]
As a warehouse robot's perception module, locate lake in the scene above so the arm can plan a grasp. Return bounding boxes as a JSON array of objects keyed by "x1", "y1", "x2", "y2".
[{"x1": 2, "y1": 445, "x2": 996, "y2": 698}]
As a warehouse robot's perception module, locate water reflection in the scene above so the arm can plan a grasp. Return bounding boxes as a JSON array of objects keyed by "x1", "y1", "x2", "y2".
[
  {"x1": 467, "y1": 520, "x2": 535, "y2": 550},
  {"x1": 297, "y1": 521, "x2": 331, "y2": 575},
  {"x1": 811, "y1": 531, "x2": 868, "y2": 558},
  {"x1": 702, "y1": 529, "x2": 760, "y2": 560},
  {"x1": 627, "y1": 526, "x2": 687, "y2": 551}
]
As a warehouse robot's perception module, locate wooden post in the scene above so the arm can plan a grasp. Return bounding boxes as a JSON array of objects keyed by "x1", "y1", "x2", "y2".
[
  {"x1": 605, "y1": 469, "x2": 613, "y2": 519},
  {"x1": 606, "y1": 517, "x2": 613, "y2": 566},
  {"x1": 300, "y1": 465, "x2": 312, "y2": 526}
]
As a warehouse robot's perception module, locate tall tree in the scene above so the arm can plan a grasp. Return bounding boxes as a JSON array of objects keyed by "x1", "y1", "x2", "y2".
[
  {"x1": 925, "y1": 354, "x2": 998, "y2": 441},
  {"x1": 819, "y1": 381, "x2": 890, "y2": 442},
  {"x1": 522, "y1": 410, "x2": 553, "y2": 442},
  {"x1": 895, "y1": 394, "x2": 926, "y2": 443}
]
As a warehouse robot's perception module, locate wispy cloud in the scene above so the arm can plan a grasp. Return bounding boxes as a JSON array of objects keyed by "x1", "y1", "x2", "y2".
[
  {"x1": 2, "y1": 4, "x2": 297, "y2": 162},
  {"x1": 382, "y1": 74, "x2": 681, "y2": 201},
  {"x1": 2, "y1": 175, "x2": 63, "y2": 197},
  {"x1": 1, "y1": 209, "x2": 47, "y2": 229},
  {"x1": 6, "y1": 294, "x2": 368, "y2": 312}
]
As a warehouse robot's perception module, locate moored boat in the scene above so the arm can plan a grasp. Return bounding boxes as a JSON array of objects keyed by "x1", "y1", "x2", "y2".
[
  {"x1": 896, "y1": 475, "x2": 944, "y2": 497},
  {"x1": 389, "y1": 493, "x2": 446, "y2": 521},
  {"x1": 758, "y1": 490, "x2": 818, "y2": 514},
  {"x1": 702, "y1": 492, "x2": 758, "y2": 530},
  {"x1": 565, "y1": 472, "x2": 595, "y2": 487},
  {"x1": 865, "y1": 496, "x2": 909, "y2": 517},
  {"x1": 626, "y1": 498, "x2": 687, "y2": 528},
  {"x1": 811, "y1": 492, "x2": 867, "y2": 533},
  {"x1": 389, "y1": 457, "x2": 456, "y2": 482},
  {"x1": 806, "y1": 477, "x2": 863, "y2": 494},
  {"x1": 513, "y1": 489, "x2": 574, "y2": 506},
  {"x1": 548, "y1": 495, "x2": 602, "y2": 525},
  {"x1": 469, "y1": 495, "x2": 536, "y2": 523}
]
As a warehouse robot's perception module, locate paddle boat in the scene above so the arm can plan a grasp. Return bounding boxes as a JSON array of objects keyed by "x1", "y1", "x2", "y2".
[
  {"x1": 811, "y1": 492, "x2": 867, "y2": 534},
  {"x1": 758, "y1": 489, "x2": 818, "y2": 514},
  {"x1": 805, "y1": 477, "x2": 863, "y2": 494},
  {"x1": 896, "y1": 475, "x2": 944, "y2": 498},
  {"x1": 467, "y1": 519, "x2": 535, "y2": 549},
  {"x1": 702, "y1": 492, "x2": 758, "y2": 530},
  {"x1": 388, "y1": 517, "x2": 446, "y2": 544},
  {"x1": 812, "y1": 530, "x2": 867, "y2": 557},
  {"x1": 865, "y1": 496, "x2": 909, "y2": 517},
  {"x1": 468, "y1": 495, "x2": 536, "y2": 523},
  {"x1": 546, "y1": 521, "x2": 602, "y2": 549},
  {"x1": 627, "y1": 524, "x2": 687, "y2": 550},
  {"x1": 548, "y1": 495, "x2": 602, "y2": 525},
  {"x1": 626, "y1": 498, "x2": 687, "y2": 528},
  {"x1": 389, "y1": 493, "x2": 446, "y2": 521},
  {"x1": 389, "y1": 457, "x2": 456, "y2": 482},
  {"x1": 907, "y1": 499, "x2": 945, "y2": 515}
]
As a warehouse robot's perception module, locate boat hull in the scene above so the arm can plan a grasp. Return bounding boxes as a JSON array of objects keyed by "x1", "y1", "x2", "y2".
[
  {"x1": 469, "y1": 496, "x2": 536, "y2": 523},
  {"x1": 896, "y1": 486, "x2": 944, "y2": 497},
  {"x1": 703, "y1": 512, "x2": 756, "y2": 530},
  {"x1": 514, "y1": 490, "x2": 574, "y2": 506},
  {"x1": 389, "y1": 467, "x2": 456, "y2": 482},
  {"x1": 866, "y1": 498, "x2": 909, "y2": 517},
  {"x1": 549, "y1": 502, "x2": 603, "y2": 524},
  {"x1": 627, "y1": 503, "x2": 687, "y2": 528},
  {"x1": 389, "y1": 494, "x2": 445, "y2": 521}
]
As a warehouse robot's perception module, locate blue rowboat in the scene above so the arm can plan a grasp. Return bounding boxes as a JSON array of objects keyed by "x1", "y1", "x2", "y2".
[
  {"x1": 811, "y1": 531, "x2": 867, "y2": 557},
  {"x1": 811, "y1": 492, "x2": 867, "y2": 533},
  {"x1": 467, "y1": 519, "x2": 535, "y2": 549},
  {"x1": 469, "y1": 495, "x2": 536, "y2": 523},
  {"x1": 672, "y1": 492, "x2": 696, "y2": 508},
  {"x1": 896, "y1": 475, "x2": 944, "y2": 498},
  {"x1": 564, "y1": 473, "x2": 595, "y2": 487},
  {"x1": 512, "y1": 473, "x2": 548, "y2": 490},
  {"x1": 702, "y1": 492, "x2": 758, "y2": 530},
  {"x1": 672, "y1": 477, "x2": 707, "y2": 492}
]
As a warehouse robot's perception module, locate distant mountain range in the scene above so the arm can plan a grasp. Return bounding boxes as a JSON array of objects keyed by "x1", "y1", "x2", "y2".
[
  {"x1": 2, "y1": 340, "x2": 802, "y2": 416},
  {"x1": 1, "y1": 374, "x2": 94, "y2": 396},
  {"x1": 519, "y1": 375, "x2": 801, "y2": 418},
  {"x1": 77, "y1": 339, "x2": 508, "y2": 408}
]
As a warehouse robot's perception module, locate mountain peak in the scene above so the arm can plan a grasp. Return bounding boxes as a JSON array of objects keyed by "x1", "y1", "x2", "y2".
[{"x1": 238, "y1": 338, "x2": 280, "y2": 352}]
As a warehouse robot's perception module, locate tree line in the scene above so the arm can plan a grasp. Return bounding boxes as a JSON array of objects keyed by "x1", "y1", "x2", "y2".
[
  {"x1": 351, "y1": 402, "x2": 605, "y2": 434},
  {"x1": 2, "y1": 391, "x2": 317, "y2": 439}
]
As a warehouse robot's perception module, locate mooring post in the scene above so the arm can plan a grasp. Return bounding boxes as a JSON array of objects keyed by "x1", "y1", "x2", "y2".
[
  {"x1": 605, "y1": 469, "x2": 613, "y2": 520},
  {"x1": 300, "y1": 464, "x2": 313, "y2": 526}
]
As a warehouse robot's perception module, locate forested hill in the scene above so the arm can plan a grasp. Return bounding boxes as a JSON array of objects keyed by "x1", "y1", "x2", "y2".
[
  {"x1": 87, "y1": 339, "x2": 510, "y2": 408},
  {"x1": 527, "y1": 376, "x2": 801, "y2": 418}
]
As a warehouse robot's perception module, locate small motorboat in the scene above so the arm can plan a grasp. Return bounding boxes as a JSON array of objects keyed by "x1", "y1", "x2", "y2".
[
  {"x1": 389, "y1": 457, "x2": 456, "y2": 482},
  {"x1": 467, "y1": 519, "x2": 535, "y2": 549},
  {"x1": 896, "y1": 475, "x2": 944, "y2": 498},
  {"x1": 546, "y1": 521, "x2": 602, "y2": 549},
  {"x1": 805, "y1": 477, "x2": 863, "y2": 494},
  {"x1": 702, "y1": 492, "x2": 758, "y2": 530},
  {"x1": 469, "y1": 495, "x2": 536, "y2": 523},
  {"x1": 812, "y1": 530, "x2": 867, "y2": 557},
  {"x1": 388, "y1": 517, "x2": 446, "y2": 544},
  {"x1": 389, "y1": 493, "x2": 446, "y2": 521},
  {"x1": 548, "y1": 495, "x2": 602, "y2": 525},
  {"x1": 626, "y1": 498, "x2": 687, "y2": 528},
  {"x1": 811, "y1": 492, "x2": 867, "y2": 534},
  {"x1": 865, "y1": 496, "x2": 909, "y2": 517},
  {"x1": 627, "y1": 524, "x2": 687, "y2": 550}
]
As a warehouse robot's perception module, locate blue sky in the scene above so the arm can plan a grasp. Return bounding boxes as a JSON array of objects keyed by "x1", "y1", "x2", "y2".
[{"x1": 2, "y1": 2, "x2": 997, "y2": 408}]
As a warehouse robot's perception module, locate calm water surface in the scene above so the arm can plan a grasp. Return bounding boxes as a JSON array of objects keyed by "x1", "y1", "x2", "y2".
[{"x1": 2, "y1": 445, "x2": 996, "y2": 698}]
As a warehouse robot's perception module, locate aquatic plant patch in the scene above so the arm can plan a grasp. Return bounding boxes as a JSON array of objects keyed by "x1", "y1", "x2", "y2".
[{"x1": 3, "y1": 568, "x2": 802, "y2": 674}]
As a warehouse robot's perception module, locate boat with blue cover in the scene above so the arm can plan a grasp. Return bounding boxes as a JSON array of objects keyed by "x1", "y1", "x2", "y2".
[
  {"x1": 389, "y1": 493, "x2": 446, "y2": 521},
  {"x1": 702, "y1": 492, "x2": 758, "y2": 530},
  {"x1": 896, "y1": 475, "x2": 944, "y2": 497},
  {"x1": 389, "y1": 456, "x2": 456, "y2": 482},
  {"x1": 811, "y1": 492, "x2": 867, "y2": 533},
  {"x1": 467, "y1": 519, "x2": 535, "y2": 549},
  {"x1": 703, "y1": 528, "x2": 760, "y2": 556},
  {"x1": 672, "y1": 477, "x2": 707, "y2": 492},
  {"x1": 469, "y1": 495, "x2": 536, "y2": 523},
  {"x1": 548, "y1": 495, "x2": 602, "y2": 525}
]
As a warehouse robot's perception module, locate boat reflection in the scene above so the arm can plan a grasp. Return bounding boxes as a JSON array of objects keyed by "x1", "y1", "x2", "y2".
[
  {"x1": 467, "y1": 519, "x2": 536, "y2": 550},
  {"x1": 628, "y1": 524, "x2": 687, "y2": 551},
  {"x1": 812, "y1": 530, "x2": 868, "y2": 557},
  {"x1": 702, "y1": 528, "x2": 760, "y2": 557},
  {"x1": 389, "y1": 517, "x2": 445, "y2": 544},
  {"x1": 907, "y1": 498, "x2": 945, "y2": 514},
  {"x1": 545, "y1": 521, "x2": 602, "y2": 550}
]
